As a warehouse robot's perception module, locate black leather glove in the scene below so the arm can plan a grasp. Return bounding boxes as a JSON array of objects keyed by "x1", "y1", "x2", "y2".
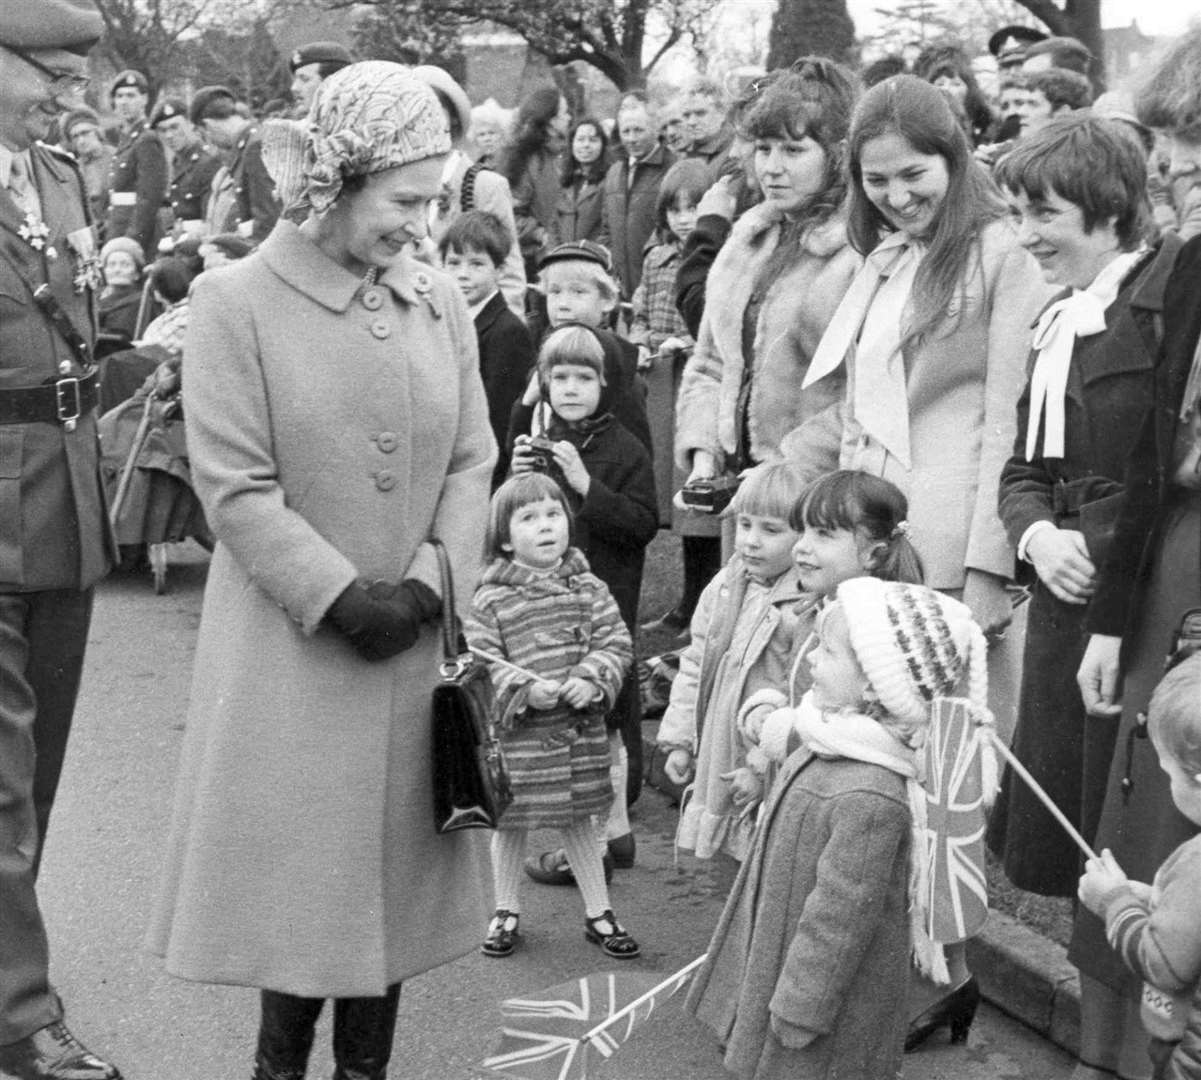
[{"x1": 326, "y1": 578, "x2": 441, "y2": 662}]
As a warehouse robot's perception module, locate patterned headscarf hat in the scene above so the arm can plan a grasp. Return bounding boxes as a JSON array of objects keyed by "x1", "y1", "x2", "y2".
[{"x1": 262, "y1": 61, "x2": 450, "y2": 215}]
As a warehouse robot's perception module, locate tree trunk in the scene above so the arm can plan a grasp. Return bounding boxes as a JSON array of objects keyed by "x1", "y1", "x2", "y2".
[
  {"x1": 766, "y1": 0, "x2": 857, "y2": 70},
  {"x1": 1016, "y1": 0, "x2": 1106, "y2": 88}
]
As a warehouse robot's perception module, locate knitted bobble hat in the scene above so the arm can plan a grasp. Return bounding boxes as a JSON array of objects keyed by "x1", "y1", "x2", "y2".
[{"x1": 835, "y1": 577, "x2": 989, "y2": 729}]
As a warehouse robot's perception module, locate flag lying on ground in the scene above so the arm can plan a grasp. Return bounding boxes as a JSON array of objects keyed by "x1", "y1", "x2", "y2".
[
  {"x1": 923, "y1": 698, "x2": 990, "y2": 944},
  {"x1": 480, "y1": 955, "x2": 706, "y2": 1080}
]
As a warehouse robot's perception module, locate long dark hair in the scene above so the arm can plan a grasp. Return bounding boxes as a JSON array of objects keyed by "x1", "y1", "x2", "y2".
[
  {"x1": 498, "y1": 86, "x2": 564, "y2": 189},
  {"x1": 847, "y1": 75, "x2": 1006, "y2": 351},
  {"x1": 738, "y1": 56, "x2": 861, "y2": 229},
  {"x1": 560, "y1": 117, "x2": 610, "y2": 187},
  {"x1": 913, "y1": 42, "x2": 994, "y2": 144}
]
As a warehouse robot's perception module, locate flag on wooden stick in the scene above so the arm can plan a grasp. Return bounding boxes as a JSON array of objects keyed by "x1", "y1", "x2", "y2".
[{"x1": 480, "y1": 955, "x2": 706, "y2": 1079}]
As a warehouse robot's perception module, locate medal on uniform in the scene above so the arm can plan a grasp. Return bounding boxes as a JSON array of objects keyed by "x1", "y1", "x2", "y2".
[
  {"x1": 17, "y1": 211, "x2": 50, "y2": 251},
  {"x1": 66, "y1": 225, "x2": 101, "y2": 293}
]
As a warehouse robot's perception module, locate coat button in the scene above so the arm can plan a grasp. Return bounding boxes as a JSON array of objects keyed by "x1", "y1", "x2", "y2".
[
  {"x1": 374, "y1": 470, "x2": 396, "y2": 491},
  {"x1": 370, "y1": 319, "x2": 390, "y2": 339},
  {"x1": 376, "y1": 431, "x2": 398, "y2": 453},
  {"x1": 362, "y1": 289, "x2": 383, "y2": 311},
  {"x1": 58, "y1": 360, "x2": 72, "y2": 374}
]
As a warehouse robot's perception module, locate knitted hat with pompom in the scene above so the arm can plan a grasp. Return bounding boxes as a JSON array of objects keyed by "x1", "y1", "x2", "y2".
[{"x1": 834, "y1": 578, "x2": 988, "y2": 728}]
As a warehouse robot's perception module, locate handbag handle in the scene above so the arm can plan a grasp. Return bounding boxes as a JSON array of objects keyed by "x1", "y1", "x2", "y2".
[{"x1": 430, "y1": 539, "x2": 461, "y2": 664}]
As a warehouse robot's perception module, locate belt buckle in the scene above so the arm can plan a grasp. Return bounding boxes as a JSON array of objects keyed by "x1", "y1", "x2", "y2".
[{"x1": 55, "y1": 377, "x2": 81, "y2": 431}]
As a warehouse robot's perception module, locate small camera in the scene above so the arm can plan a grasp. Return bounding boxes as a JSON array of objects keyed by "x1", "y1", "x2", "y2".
[
  {"x1": 680, "y1": 475, "x2": 741, "y2": 514},
  {"x1": 524, "y1": 435, "x2": 558, "y2": 472}
]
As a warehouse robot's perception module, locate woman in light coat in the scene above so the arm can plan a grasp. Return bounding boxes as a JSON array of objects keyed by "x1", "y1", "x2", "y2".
[{"x1": 147, "y1": 64, "x2": 496, "y2": 1080}]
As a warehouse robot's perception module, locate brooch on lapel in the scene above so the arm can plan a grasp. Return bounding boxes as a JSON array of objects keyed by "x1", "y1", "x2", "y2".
[
  {"x1": 66, "y1": 226, "x2": 101, "y2": 294},
  {"x1": 18, "y1": 212, "x2": 55, "y2": 258}
]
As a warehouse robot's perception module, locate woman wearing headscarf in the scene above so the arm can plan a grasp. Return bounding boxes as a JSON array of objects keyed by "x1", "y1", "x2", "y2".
[{"x1": 147, "y1": 63, "x2": 496, "y2": 1080}]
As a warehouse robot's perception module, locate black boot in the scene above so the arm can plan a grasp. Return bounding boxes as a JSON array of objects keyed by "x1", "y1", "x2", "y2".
[
  {"x1": 332, "y1": 983, "x2": 401, "y2": 1080},
  {"x1": 252, "y1": 990, "x2": 324, "y2": 1080}
]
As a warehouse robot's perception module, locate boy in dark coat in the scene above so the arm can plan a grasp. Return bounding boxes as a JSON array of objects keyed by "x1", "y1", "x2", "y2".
[{"x1": 440, "y1": 211, "x2": 535, "y2": 489}]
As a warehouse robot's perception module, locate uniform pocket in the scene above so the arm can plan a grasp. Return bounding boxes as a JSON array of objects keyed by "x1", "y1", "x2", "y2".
[{"x1": 0, "y1": 428, "x2": 24, "y2": 583}]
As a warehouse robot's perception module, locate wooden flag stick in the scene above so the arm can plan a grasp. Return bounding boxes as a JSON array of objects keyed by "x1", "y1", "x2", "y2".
[
  {"x1": 582, "y1": 953, "x2": 708, "y2": 1045},
  {"x1": 468, "y1": 646, "x2": 553, "y2": 685},
  {"x1": 985, "y1": 728, "x2": 1099, "y2": 862}
]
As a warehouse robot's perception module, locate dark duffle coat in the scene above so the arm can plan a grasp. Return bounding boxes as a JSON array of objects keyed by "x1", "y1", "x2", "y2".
[
  {"x1": 146, "y1": 219, "x2": 497, "y2": 997},
  {"x1": 687, "y1": 749, "x2": 911, "y2": 1080},
  {"x1": 987, "y1": 235, "x2": 1184, "y2": 897}
]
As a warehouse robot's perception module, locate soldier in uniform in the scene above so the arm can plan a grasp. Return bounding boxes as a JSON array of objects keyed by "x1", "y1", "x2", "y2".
[
  {"x1": 149, "y1": 97, "x2": 220, "y2": 241},
  {"x1": 0, "y1": 2, "x2": 121, "y2": 1078},
  {"x1": 190, "y1": 85, "x2": 280, "y2": 246},
  {"x1": 288, "y1": 40, "x2": 352, "y2": 116},
  {"x1": 104, "y1": 68, "x2": 167, "y2": 253}
]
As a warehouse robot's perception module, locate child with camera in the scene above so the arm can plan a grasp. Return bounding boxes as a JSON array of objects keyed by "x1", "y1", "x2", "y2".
[{"x1": 510, "y1": 323, "x2": 658, "y2": 885}]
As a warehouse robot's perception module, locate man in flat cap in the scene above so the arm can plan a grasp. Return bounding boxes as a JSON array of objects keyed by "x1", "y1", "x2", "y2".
[
  {"x1": 289, "y1": 41, "x2": 352, "y2": 116},
  {"x1": 61, "y1": 106, "x2": 111, "y2": 222},
  {"x1": 150, "y1": 98, "x2": 220, "y2": 241},
  {"x1": 0, "y1": 1, "x2": 121, "y2": 1078},
  {"x1": 104, "y1": 68, "x2": 168, "y2": 252},
  {"x1": 191, "y1": 85, "x2": 280, "y2": 245}
]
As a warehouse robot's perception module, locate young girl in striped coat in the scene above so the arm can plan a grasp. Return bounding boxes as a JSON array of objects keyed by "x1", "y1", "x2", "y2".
[{"x1": 465, "y1": 472, "x2": 641, "y2": 960}]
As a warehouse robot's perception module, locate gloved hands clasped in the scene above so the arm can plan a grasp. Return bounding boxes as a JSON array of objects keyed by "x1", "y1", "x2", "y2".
[{"x1": 326, "y1": 578, "x2": 441, "y2": 661}]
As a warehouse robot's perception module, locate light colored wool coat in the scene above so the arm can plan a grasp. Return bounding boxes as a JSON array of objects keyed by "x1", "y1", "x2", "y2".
[
  {"x1": 687, "y1": 749, "x2": 912, "y2": 1080},
  {"x1": 781, "y1": 217, "x2": 1054, "y2": 590},
  {"x1": 146, "y1": 221, "x2": 497, "y2": 998},
  {"x1": 674, "y1": 203, "x2": 859, "y2": 473},
  {"x1": 657, "y1": 558, "x2": 814, "y2": 859},
  {"x1": 465, "y1": 549, "x2": 631, "y2": 829}
]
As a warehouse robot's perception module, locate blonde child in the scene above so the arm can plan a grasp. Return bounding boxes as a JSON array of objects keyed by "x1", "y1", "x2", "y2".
[
  {"x1": 465, "y1": 473, "x2": 640, "y2": 960},
  {"x1": 687, "y1": 578, "x2": 991, "y2": 1079},
  {"x1": 655, "y1": 462, "x2": 810, "y2": 861},
  {"x1": 1079, "y1": 653, "x2": 1201, "y2": 1080}
]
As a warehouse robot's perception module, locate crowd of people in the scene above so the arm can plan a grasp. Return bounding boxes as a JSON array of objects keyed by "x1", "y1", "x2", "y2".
[{"x1": 4, "y1": 1, "x2": 1201, "y2": 1079}]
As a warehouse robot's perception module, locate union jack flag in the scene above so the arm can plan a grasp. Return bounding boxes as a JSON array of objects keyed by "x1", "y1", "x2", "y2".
[
  {"x1": 480, "y1": 957, "x2": 705, "y2": 1079},
  {"x1": 922, "y1": 699, "x2": 989, "y2": 944}
]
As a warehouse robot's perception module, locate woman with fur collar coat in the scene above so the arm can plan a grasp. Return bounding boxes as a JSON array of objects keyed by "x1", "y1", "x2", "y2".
[{"x1": 674, "y1": 63, "x2": 862, "y2": 494}]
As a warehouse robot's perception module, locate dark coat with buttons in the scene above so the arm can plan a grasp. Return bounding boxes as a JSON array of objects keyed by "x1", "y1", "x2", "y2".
[
  {"x1": 167, "y1": 141, "x2": 222, "y2": 227},
  {"x1": 105, "y1": 119, "x2": 168, "y2": 252},
  {"x1": 210, "y1": 124, "x2": 279, "y2": 245},
  {"x1": 147, "y1": 219, "x2": 496, "y2": 995},
  {"x1": 0, "y1": 143, "x2": 116, "y2": 591}
]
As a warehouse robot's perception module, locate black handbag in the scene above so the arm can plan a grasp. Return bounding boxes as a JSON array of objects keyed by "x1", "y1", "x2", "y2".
[{"x1": 430, "y1": 540, "x2": 512, "y2": 833}]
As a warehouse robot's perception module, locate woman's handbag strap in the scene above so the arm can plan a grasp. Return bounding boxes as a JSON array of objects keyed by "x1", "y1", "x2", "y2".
[{"x1": 430, "y1": 539, "x2": 460, "y2": 663}]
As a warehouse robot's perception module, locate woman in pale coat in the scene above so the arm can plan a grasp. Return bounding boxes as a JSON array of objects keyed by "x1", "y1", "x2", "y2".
[
  {"x1": 147, "y1": 64, "x2": 496, "y2": 1080},
  {"x1": 674, "y1": 59, "x2": 862, "y2": 555},
  {"x1": 781, "y1": 74, "x2": 1051, "y2": 1047}
]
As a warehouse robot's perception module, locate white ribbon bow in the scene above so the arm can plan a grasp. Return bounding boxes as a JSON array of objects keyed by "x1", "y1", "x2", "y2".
[{"x1": 1025, "y1": 248, "x2": 1147, "y2": 461}]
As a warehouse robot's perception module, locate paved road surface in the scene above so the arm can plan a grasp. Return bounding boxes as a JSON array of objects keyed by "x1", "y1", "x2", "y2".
[{"x1": 38, "y1": 548, "x2": 1077, "y2": 1079}]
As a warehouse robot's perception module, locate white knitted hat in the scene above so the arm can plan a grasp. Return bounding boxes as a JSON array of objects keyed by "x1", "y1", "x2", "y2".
[{"x1": 835, "y1": 578, "x2": 988, "y2": 727}]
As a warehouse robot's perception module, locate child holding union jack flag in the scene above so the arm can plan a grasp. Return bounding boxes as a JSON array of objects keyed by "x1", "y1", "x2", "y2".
[{"x1": 687, "y1": 578, "x2": 992, "y2": 1080}]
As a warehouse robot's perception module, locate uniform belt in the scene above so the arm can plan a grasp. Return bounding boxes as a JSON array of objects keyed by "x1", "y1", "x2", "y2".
[{"x1": 0, "y1": 370, "x2": 99, "y2": 427}]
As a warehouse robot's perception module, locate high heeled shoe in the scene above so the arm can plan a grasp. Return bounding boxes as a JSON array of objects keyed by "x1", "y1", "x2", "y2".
[{"x1": 904, "y1": 975, "x2": 980, "y2": 1052}]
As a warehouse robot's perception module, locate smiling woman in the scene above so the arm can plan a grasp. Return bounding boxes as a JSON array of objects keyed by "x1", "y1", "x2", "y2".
[{"x1": 147, "y1": 61, "x2": 496, "y2": 1080}]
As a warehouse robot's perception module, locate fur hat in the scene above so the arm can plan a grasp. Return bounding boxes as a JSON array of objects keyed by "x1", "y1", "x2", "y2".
[{"x1": 835, "y1": 578, "x2": 988, "y2": 728}]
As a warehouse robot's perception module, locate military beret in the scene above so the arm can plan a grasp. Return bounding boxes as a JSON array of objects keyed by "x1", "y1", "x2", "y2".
[
  {"x1": 109, "y1": 68, "x2": 149, "y2": 100},
  {"x1": 61, "y1": 105, "x2": 101, "y2": 137},
  {"x1": 289, "y1": 41, "x2": 353, "y2": 73},
  {"x1": 189, "y1": 85, "x2": 238, "y2": 125},
  {"x1": 538, "y1": 239, "x2": 615, "y2": 276},
  {"x1": 412, "y1": 65, "x2": 472, "y2": 140},
  {"x1": 0, "y1": 0, "x2": 102, "y2": 55},
  {"x1": 987, "y1": 25, "x2": 1047, "y2": 64},
  {"x1": 150, "y1": 98, "x2": 188, "y2": 127}
]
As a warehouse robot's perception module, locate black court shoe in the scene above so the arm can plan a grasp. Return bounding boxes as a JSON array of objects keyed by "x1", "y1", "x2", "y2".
[{"x1": 904, "y1": 975, "x2": 980, "y2": 1052}]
